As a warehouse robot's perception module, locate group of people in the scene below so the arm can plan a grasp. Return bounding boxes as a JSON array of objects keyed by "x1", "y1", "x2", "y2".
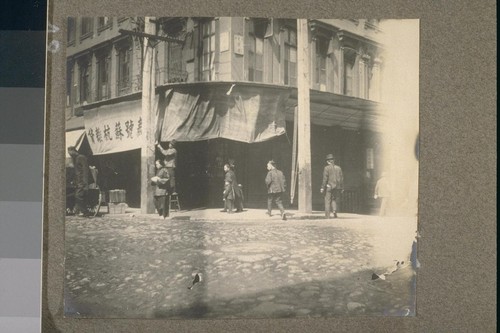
[
  {"x1": 150, "y1": 145, "x2": 349, "y2": 220},
  {"x1": 220, "y1": 154, "x2": 344, "y2": 220},
  {"x1": 261, "y1": 153, "x2": 346, "y2": 220},
  {"x1": 219, "y1": 159, "x2": 288, "y2": 220},
  {"x1": 69, "y1": 139, "x2": 388, "y2": 220}
]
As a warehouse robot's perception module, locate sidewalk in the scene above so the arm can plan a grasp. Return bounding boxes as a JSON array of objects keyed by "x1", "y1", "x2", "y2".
[
  {"x1": 123, "y1": 207, "x2": 380, "y2": 221},
  {"x1": 118, "y1": 207, "x2": 417, "y2": 233}
]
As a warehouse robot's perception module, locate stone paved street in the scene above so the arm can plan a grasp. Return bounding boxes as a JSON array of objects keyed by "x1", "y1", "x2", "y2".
[{"x1": 64, "y1": 209, "x2": 417, "y2": 319}]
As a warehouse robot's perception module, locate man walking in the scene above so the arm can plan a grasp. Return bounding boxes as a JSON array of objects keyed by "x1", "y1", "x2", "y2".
[
  {"x1": 67, "y1": 146, "x2": 89, "y2": 217},
  {"x1": 265, "y1": 160, "x2": 287, "y2": 220},
  {"x1": 320, "y1": 154, "x2": 344, "y2": 218}
]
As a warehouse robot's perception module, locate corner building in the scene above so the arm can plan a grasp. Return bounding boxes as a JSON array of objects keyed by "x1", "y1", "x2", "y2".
[{"x1": 65, "y1": 17, "x2": 386, "y2": 213}]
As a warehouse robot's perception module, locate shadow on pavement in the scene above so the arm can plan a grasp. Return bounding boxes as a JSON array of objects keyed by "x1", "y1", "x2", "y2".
[{"x1": 151, "y1": 265, "x2": 416, "y2": 319}]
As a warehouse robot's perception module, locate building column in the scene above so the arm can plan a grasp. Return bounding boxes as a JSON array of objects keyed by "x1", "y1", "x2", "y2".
[
  {"x1": 296, "y1": 19, "x2": 312, "y2": 213},
  {"x1": 140, "y1": 17, "x2": 157, "y2": 214}
]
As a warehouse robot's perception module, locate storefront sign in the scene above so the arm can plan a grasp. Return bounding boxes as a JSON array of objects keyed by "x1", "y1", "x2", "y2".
[
  {"x1": 234, "y1": 34, "x2": 244, "y2": 55},
  {"x1": 84, "y1": 99, "x2": 144, "y2": 155}
]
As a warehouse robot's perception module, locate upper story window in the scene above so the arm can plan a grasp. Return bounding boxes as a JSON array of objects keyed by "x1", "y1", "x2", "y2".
[
  {"x1": 165, "y1": 41, "x2": 187, "y2": 83},
  {"x1": 80, "y1": 17, "x2": 93, "y2": 41},
  {"x1": 200, "y1": 19, "x2": 216, "y2": 81},
  {"x1": 97, "y1": 17, "x2": 112, "y2": 31},
  {"x1": 78, "y1": 57, "x2": 91, "y2": 104},
  {"x1": 283, "y1": 26, "x2": 297, "y2": 86},
  {"x1": 66, "y1": 61, "x2": 74, "y2": 107},
  {"x1": 315, "y1": 37, "x2": 329, "y2": 89},
  {"x1": 67, "y1": 18, "x2": 76, "y2": 45},
  {"x1": 343, "y1": 48, "x2": 357, "y2": 96},
  {"x1": 248, "y1": 19, "x2": 267, "y2": 82},
  {"x1": 117, "y1": 42, "x2": 132, "y2": 95},
  {"x1": 360, "y1": 54, "x2": 371, "y2": 99},
  {"x1": 96, "y1": 49, "x2": 111, "y2": 100},
  {"x1": 365, "y1": 19, "x2": 380, "y2": 31}
]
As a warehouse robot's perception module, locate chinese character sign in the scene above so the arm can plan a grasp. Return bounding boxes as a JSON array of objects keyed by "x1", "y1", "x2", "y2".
[{"x1": 83, "y1": 99, "x2": 145, "y2": 155}]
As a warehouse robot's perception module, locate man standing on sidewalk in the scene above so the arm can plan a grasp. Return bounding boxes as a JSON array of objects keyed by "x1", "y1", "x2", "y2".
[
  {"x1": 320, "y1": 154, "x2": 344, "y2": 218},
  {"x1": 67, "y1": 146, "x2": 89, "y2": 217},
  {"x1": 265, "y1": 160, "x2": 287, "y2": 220}
]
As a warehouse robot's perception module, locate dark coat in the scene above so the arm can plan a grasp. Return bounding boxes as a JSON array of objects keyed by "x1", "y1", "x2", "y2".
[
  {"x1": 158, "y1": 146, "x2": 177, "y2": 168},
  {"x1": 223, "y1": 170, "x2": 236, "y2": 200},
  {"x1": 265, "y1": 169, "x2": 286, "y2": 194},
  {"x1": 322, "y1": 163, "x2": 344, "y2": 190},
  {"x1": 153, "y1": 167, "x2": 170, "y2": 196},
  {"x1": 73, "y1": 154, "x2": 89, "y2": 189}
]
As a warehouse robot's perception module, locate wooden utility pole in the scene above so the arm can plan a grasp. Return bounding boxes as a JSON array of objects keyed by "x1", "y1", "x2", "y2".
[
  {"x1": 140, "y1": 17, "x2": 157, "y2": 214},
  {"x1": 120, "y1": 19, "x2": 184, "y2": 214},
  {"x1": 296, "y1": 19, "x2": 312, "y2": 213}
]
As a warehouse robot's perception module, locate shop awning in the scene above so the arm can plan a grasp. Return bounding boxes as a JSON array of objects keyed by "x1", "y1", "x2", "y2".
[
  {"x1": 157, "y1": 84, "x2": 289, "y2": 143},
  {"x1": 287, "y1": 89, "x2": 386, "y2": 131},
  {"x1": 65, "y1": 129, "x2": 86, "y2": 167},
  {"x1": 65, "y1": 129, "x2": 85, "y2": 158}
]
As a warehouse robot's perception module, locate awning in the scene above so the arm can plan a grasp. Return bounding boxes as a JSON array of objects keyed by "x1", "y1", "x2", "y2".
[
  {"x1": 287, "y1": 89, "x2": 385, "y2": 131},
  {"x1": 157, "y1": 84, "x2": 289, "y2": 143},
  {"x1": 65, "y1": 129, "x2": 85, "y2": 158},
  {"x1": 65, "y1": 129, "x2": 86, "y2": 167}
]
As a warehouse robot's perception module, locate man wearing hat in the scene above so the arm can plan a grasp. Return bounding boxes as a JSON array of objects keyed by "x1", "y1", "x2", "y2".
[
  {"x1": 320, "y1": 154, "x2": 344, "y2": 218},
  {"x1": 265, "y1": 160, "x2": 287, "y2": 220},
  {"x1": 156, "y1": 140, "x2": 177, "y2": 194},
  {"x1": 67, "y1": 146, "x2": 89, "y2": 217}
]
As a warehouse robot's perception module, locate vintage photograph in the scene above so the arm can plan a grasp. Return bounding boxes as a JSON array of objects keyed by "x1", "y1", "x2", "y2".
[{"x1": 63, "y1": 17, "x2": 419, "y2": 319}]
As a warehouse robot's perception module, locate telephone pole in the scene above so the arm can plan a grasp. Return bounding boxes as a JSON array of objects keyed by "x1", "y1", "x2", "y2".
[
  {"x1": 296, "y1": 19, "x2": 312, "y2": 213},
  {"x1": 140, "y1": 17, "x2": 156, "y2": 214},
  {"x1": 119, "y1": 19, "x2": 185, "y2": 214}
]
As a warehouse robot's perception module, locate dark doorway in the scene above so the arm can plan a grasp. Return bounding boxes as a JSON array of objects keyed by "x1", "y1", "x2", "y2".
[{"x1": 93, "y1": 149, "x2": 141, "y2": 208}]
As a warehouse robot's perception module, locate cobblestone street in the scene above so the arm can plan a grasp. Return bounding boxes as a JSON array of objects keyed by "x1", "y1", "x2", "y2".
[{"x1": 64, "y1": 210, "x2": 417, "y2": 319}]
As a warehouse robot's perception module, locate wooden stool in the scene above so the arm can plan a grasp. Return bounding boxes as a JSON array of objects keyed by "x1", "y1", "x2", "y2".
[{"x1": 169, "y1": 193, "x2": 181, "y2": 212}]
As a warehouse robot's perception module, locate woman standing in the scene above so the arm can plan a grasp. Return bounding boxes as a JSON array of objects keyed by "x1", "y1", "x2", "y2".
[
  {"x1": 222, "y1": 163, "x2": 235, "y2": 213},
  {"x1": 229, "y1": 161, "x2": 244, "y2": 212},
  {"x1": 151, "y1": 160, "x2": 170, "y2": 219}
]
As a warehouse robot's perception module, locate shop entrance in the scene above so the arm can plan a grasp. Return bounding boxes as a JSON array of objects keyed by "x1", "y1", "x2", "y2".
[
  {"x1": 93, "y1": 149, "x2": 141, "y2": 208},
  {"x1": 166, "y1": 135, "x2": 292, "y2": 211}
]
